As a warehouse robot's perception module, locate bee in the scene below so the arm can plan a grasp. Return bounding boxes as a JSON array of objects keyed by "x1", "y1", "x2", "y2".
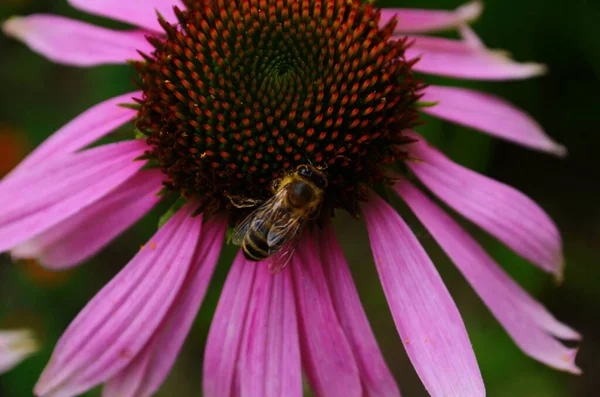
[{"x1": 231, "y1": 164, "x2": 328, "y2": 273}]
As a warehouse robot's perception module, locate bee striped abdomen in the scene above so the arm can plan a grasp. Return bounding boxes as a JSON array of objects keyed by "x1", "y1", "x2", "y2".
[{"x1": 242, "y1": 230, "x2": 270, "y2": 261}]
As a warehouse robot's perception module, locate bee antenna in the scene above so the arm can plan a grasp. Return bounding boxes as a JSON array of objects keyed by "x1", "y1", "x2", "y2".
[{"x1": 335, "y1": 154, "x2": 351, "y2": 162}]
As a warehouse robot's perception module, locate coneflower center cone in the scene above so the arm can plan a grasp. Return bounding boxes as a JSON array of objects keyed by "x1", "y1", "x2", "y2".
[{"x1": 135, "y1": 0, "x2": 422, "y2": 217}]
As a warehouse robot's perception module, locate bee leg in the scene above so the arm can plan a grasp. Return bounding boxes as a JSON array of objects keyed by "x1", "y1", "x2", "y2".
[{"x1": 227, "y1": 195, "x2": 262, "y2": 209}]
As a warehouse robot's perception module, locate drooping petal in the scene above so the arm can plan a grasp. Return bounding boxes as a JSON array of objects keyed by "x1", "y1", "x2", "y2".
[
  {"x1": 34, "y1": 203, "x2": 202, "y2": 397},
  {"x1": 458, "y1": 24, "x2": 485, "y2": 49},
  {"x1": 0, "y1": 330, "x2": 38, "y2": 375},
  {"x1": 5, "y1": 92, "x2": 141, "y2": 181},
  {"x1": 362, "y1": 193, "x2": 485, "y2": 397},
  {"x1": 421, "y1": 85, "x2": 567, "y2": 156},
  {"x1": 2, "y1": 15, "x2": 153, "y2": 66},
  {"x1": 292, "y1": 236, "x2": 362, "y2": 397},
  {"x1": 406, "y1": 35, "x2": 547, "y2": 80},
  {"x1": 380, "y1": 1, "x2": 482, "y2": 34},
  {"x1": 11, "y1": 169, "x2": 165, "y2": 269},
  {"x1": 239, "y1": 265, "x2": 302, "y2": 397},
  {"x1": 405, "y1": 131, "x2": 564, "y2": 277},
  {"x1": 315, "y1": 224, "x2": 400, "y2": 397},
  {"x1": 68, "y1": 0, "x2": 182, "y2": 33},
  {"x1": 0, "y1": 140, "x2": 149, "y2": 253},
  {"x1": 395, "y1": 180, "x2": 581, "y2": 373},
  {"x1": 203, "y1": 252, "x2": 259, "y2": 397},
  {"x1": 104, "y1": 216, "x2": 227, "y2": 397}
]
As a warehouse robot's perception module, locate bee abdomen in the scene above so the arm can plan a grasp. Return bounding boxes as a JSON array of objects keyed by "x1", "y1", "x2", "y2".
[{"x1": 242, "y1": 231, "x2": 269, "y2": 261}]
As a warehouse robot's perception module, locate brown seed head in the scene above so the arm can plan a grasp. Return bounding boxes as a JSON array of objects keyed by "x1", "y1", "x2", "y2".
[{"x1": 135, "y1": 0, "x2": 422, "y2": 215}]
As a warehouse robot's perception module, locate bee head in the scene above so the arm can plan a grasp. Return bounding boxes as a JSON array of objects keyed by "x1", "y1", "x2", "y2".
[{"x1": 296, "y1": 165, "x2": 328, "y2": 189}]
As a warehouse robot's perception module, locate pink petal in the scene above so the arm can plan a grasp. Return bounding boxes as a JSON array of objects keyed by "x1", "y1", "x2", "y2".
[
  {"x1": 458, "y1": 24, "x2": 486, "y2": 49},
  {"x1": 4, "y1": 92, "x2": 141, "y2": 181},
  {"x1": 2, "y1": 15, "x2": 153, "y2": 66},
  {"x1": 102, "y1": 351, "x2": 152, "y2": 397},
  {"x1": 406, "y1": 35, "x2": 547, "y2": 80},
  {"x1": 315, "y1": 224, "x2": 401, "y2": 397},
  {"x1": 69, "y1": 0, "x2": 182, "y2": 33},
  {"x1": 0, "y1": 140, "x2": 148, "y2": 253},
  {"x1": 394, "y1": 180, "x2": 581, "y2": 374},
  {"x1": 421, "y1": 85, "x2": 567, "y2": 156},
  {"x1": 0, "y1": 330, "x2": 38, "y2": 375},
  {"x1": 292, "y1": 236, "x2": 362, "y2": 397},
  {"x1": 34, "y1": 203, "x2": 202, "y2": 397},
  {"x1": 11, "y1": 169, "x2": 165, "y2": 269},
  {"x1": 105, "y1": 216, "x2": 227, "y2": 397},
  {"x1": 239, "y1": 265, "x2": 302, "y2": 397},
  {"x1": 203, "y1": 252, "x2": 259, "y2": 397},
  {"x1": 362, "y1": 194, "x2": 485, "y2": 397},
  {"x1": 380, "y1": 1, "x2": 483, "y2": 34},
  {"x1": 405, "y1": 131, "x2": 564, "y2": 278}
]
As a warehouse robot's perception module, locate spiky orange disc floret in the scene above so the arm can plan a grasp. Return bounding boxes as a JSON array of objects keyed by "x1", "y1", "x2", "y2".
[{"x1": 135, "y1": 0, "x2": 422, "y2": 215}]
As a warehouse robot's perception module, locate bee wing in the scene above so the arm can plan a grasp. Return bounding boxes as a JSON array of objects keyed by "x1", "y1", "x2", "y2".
[
  {"x1": 231, "y1": 187, "x2": 289, "y2": 246},
  {"x1": 266, "y1": 215, "x2": 303, "y2": 248},
  {"x1": 268, "y1": 240, "x2": 298, "y2": 274},
  {"x1": 266, "y1": 214, "x2": 304, "y2": 273},
  {"x1": 230, "y1": 210, "x2": 256, "y2": 246}
]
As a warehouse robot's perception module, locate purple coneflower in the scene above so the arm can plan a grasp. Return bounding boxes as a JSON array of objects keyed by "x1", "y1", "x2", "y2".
[
  {"x1": 2, "y1": 0, "x2": 580, "y2": 396},
  {"x1": 0, "y1": 329, "x2": 37, "y2": 375}
]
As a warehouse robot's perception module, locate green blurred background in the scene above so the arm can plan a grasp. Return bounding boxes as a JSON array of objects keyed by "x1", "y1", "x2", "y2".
[{"x1": 0, "y1": 0, "x2": 598, "y2": 396}]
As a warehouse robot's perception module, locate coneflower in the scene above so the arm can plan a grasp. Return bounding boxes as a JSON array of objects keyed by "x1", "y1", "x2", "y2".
[{"x1": 1, "y1": 1, "x2": 579, "y2": 396}]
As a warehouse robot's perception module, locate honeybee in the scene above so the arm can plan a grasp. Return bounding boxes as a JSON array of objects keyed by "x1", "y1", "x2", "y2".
[{"x1": 231, "y1": 164, "x2": 328, "y2": 273}]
